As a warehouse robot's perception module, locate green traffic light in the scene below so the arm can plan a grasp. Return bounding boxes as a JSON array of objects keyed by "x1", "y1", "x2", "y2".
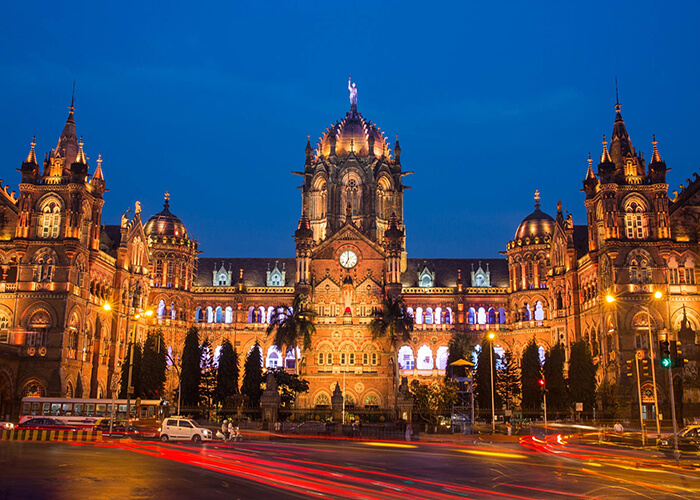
[{"x1": 661, "y1": 357, "x2": 672, "y2": 368}]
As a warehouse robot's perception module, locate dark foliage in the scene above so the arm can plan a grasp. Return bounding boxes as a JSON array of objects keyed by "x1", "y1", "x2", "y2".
[
  {"x1": 241, "y1": 341, "x2": 264, "y2": 408},
  {"x1": 215, "y1": 340, "x2": 239, "y2": 405},
  {"x1": 180, "y1": 326, "x2": 202, "y2": 407}
]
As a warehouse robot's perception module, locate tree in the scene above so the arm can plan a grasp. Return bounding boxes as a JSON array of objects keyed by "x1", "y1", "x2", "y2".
[
  {"x1": 215, "y1": 339, "x2": 239, "y2": 406},
  {"x1": 141, "y1": 329, "x2": 167, "y2": 399},
  {"x1": 496, "y1": 349, "x2": 521, "y2": 411},
  {"x1": 543, "y1": 342, "x2": 567, "y2": 413},
  {"x1": 266, "y1": 294, "x2": 316, "y2": 375},
  {"x1": 119, "y1": 341, "x2": 142, "y2": 399},
  {"x1": 369, "y1": 295, "x2": 414, "y2": 392},
  {"x1": 267, "y1": 367, "x2": 310, "y2": 408},
  {"x1": 180, "y1": 326, "x2": 202, "y2": 408},
  {"x1": 474, "y1": 336, "x2": 501, "y2": 413},
  {"x1": 199, "y1": 338, "x2": 217, "y2": 413},
  {"x1": 410, "y1": 379, "x2": 457, "y2": 425},
  {"x1": 598, "y1": 380, "x2": 629, "y2": 420},
  {"x1": 241, "y1": 341, "x2": 264, "y2": 408},
  {"x1": 521, "y1": 338, "x2": 543, "y2": 411},
  {"x1": 568, "y1": 340, "x2": 597, "y2": 414},
  {"x1": 444, "y1": 332, "x2": 474, "y2": 381}
]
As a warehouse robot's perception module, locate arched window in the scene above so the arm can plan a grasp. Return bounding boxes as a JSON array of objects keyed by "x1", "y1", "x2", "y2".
[
  {"x1": 467, "y1": 307, "x2": 476, "y2": 325},
  {"x1": 416, "y1": 345, "x2": 433, "y2": 370},
  {"x1": 170, "y1": 302, "x2": 176, "y2": 320},
  {"x1": 624, "y1": 201, "x2": 645, "y2": 239},
  {"x1": 195, "y1": 306, "x2": 203, "y2": 323},
  {"x1": 406, "y1": 307, "x2": 414, "y2": 319},
  {"x1": 630, "y1": 256, "x2": 651, "y2": 284},
  {"x1": 22, "y1": 380, "x2": 45, "y2": 398},
  {"x1": 534, "y1": 301, "x2": 545, "y2": 321},
  {"x1": 40, "y1": 200, "x2": 62, "y2": 239},
  {"x1": 477, "y1": 307, "x2": 486, "y2": 325},
  {"x1": 206, "y1": 306, "x2": 213, "y2": 323},
  {"x1": 247, "y1": 306, "x2": 255, "y2": 323},
  {"x1": 538, "y1": 346, "x2": 546, "y2": 366},
  {"x1": 444, "y1": 307, "x2": 453, "y2": 325},
  {"x1": 397, "y1": 345, "x2": 415, "y2": 370},
  {"x1": 215, "y1": 306, "x2": 223, "y2": 323},
  {"x1": 33, "y1": 251, "x2": 55, "y2": 283},
  {"x1": 424, "y1": 307, "x2": 434, "y2": 325},
  {"x1": 498, "y1": 307, "x2": 506, "y2": 324},
  {"x1": 258, "y1": 306, "x2": 266, "y2": 324},
  {"x1": 436, "y1": 346, "x2": 449, "y2": 370},
  {"x1": 487, "y1": 307, "x2": 496, "y2": 324},
  {"x1": 315, "y1": 393, "x2": 331, "y2": 408},
  {"x1": 157, "y1": 299, "x2": 166, "y2": 319},
  {"x1": 434, "y1": 307, "x2": 442, "y2": 324},
  {"x1": 224, "y1": 306, "x2": 233, "y2": 323},
  {"x1": 266, "y1": 346, "x2": 282, "y2": 368},
  {"x1": 415, "y1": 307, "x2": 423, "y2": 325}
]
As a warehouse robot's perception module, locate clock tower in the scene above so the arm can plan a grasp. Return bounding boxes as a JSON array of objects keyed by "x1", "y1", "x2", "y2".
[{"x1": 291, "y1": 81, "x2": 408, "y2": 411}]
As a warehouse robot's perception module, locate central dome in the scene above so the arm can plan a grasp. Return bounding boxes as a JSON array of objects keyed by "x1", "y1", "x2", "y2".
[
  {"x1": 514, "y1": 207, "x2": 555, "y2": 240},
  {"x1": 144, "y1": 197, "x2": 189, "y2": 239},
  {"x1": 316, "y1": 108, "x2": 390, "y2": 158}
]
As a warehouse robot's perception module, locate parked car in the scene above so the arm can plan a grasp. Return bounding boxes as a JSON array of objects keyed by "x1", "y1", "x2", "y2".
[
  {"x1": 159, "y1": 417, "x2": 212, "y2": 443},
  {"x1": 92, "y1": 418, "x2": 128, "y2": 435},
  {"x1": 0, "y1": 422, "x2": 15, "y2": 430},
  {"x1": 17, "y1": 417, "x2": 77, "y2": 431},
  {"x1": 658, "y1": 425, "x2": 700, "y2": 453},
  {"x1": 292, "y1": 421, "x2": 327, "y2": 435}
]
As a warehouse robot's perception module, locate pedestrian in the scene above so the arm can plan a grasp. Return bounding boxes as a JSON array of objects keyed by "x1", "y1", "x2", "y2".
[
  {"x1": 405, "y1": 423, "x2": 412, "y2": 442},
  {"x1": 352, "y1": 420, "x2": 357, "y2": 438},
  {"x1": 506, "y1": 422, "x2": 512, "y2": 436},
  {"x1": 221, "y1": 419, "x2": 229, "y2": 440},
  {"x1": 613, "y1": 422, "x2": 624, "y2": 433},
  {"x1": 228, "y1": 421, "x2": 234, "y2": 441}
]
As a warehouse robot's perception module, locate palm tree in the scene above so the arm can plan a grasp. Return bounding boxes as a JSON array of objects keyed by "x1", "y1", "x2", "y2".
[
  {"x1": 369, "y1": 294, "x2": 414, "y2": 393},
  {"x1": 266, "y1": 294, "x2": 316, "y2": 375}
]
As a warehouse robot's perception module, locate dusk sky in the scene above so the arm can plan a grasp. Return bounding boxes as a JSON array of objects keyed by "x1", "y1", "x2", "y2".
[{"x1": 1, "y1": 1, "x2": 699, "y2": 259}]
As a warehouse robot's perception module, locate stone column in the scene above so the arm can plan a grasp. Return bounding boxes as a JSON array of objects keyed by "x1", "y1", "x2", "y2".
[{"x1": 260, "y1": 372, "x2": 281, "y2": 429}]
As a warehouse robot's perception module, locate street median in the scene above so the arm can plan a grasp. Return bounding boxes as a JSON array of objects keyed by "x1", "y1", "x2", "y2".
[{"x1": 1, "y1": 429, "x2": 103, "y2": 442}]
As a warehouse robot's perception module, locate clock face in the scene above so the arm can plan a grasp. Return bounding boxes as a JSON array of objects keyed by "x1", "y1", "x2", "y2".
[{"x1": 339, "y1": 250, "x2": 358, "y2": 269}]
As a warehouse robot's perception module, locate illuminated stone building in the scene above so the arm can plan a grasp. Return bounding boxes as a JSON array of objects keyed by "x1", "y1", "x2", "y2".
[{"x1": 0, "y1": 89, "x2": 698, "y2": 423}]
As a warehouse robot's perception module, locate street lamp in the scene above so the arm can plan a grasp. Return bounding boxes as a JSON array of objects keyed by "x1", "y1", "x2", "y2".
[
  {"x1": 487, "y1": 332, "x2": 496, "y2": 433},
  {"x1": 641, "y1": 291, "x2": 663, "y2": 439},
  {"x1": 606, "y1": 294, "x2": 646, "y2": 445}
]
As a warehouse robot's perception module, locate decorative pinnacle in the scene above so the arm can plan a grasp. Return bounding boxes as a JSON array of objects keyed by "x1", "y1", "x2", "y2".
[
  {"x1": 651, "y1": 134, "x2": 662, "y2": 163},
  {"x1": 69, "y1": 80, "x2": 76, "y2": 112},
  {"x1": 534, "y1": 189, "x2": 541, "y2": 209},
  {"x1": 614, "y1": 77, "x2": 621, "y2": 113},
  {"x1": 26, "y1": 136, "x2": 37, "y2": 163},
  {"x1": 164, "y1": 190, "x2": 170, "y2": 208}
]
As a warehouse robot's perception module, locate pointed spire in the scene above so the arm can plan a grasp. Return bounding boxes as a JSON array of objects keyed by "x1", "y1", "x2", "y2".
[
  {"x1": 394, "y1": 134, "x2": 401, "y2": 164},
  {"x1": 305, "y1": 134, "x2": 312, "y2": 165},
  {"x1": 651, "y1": 134, "x2": 663, "y2": 163},
  {"x1": 54, "y1": 84, "x2": 79, "y2": 165},
  {"x1": 75, "y1": 136, "x2": 87, "y2": 164},
  {"x1": 600, "y1": 134, "x2": 612, "y2": 163},
  {"x1": 614, "y1": 76, "x2": 620, "y2": 114},
  {"x1": 25, "y1": 136, "x2": 37, "y2": 164},
  {"x1": 93, "y1": 154, "x2": 104, "y2": 180},
  {"x1": 295, "y1": 207, "x2": 313, "y2": 239},
  {"x1": 534, "y1": 189, "x2": 541, "y2": 209},
  {"x1": 586, "y1": 152, "x2": 595, "y2": 179}
]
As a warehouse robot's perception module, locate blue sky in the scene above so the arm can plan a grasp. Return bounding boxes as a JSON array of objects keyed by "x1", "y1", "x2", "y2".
[{"x1": 1, "y1": 1, "x2": 698, "y2": 258}]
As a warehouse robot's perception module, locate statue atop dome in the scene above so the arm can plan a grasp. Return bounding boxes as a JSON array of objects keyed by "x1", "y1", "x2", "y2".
[{"x1": 348, "y1": 75, "x2": 357, "y2": 107}]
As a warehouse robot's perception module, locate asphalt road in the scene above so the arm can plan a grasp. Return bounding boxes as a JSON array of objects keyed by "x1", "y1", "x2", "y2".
[{"x1": 0, "y1": 435, "x2": 698, "y2": 499}]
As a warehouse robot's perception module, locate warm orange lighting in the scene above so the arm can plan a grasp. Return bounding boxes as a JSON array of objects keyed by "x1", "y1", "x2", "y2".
[
  {"x1": 653, "y1": 290, "x2": 663, "y2": 299},
  {"x1": 487, "y1": 332, "x2": 495, "y2": 340},
  {"x1": 361, "y1": 442, "x2": 417, "y2": 449},
  {"x1": 103, "y1": 303, "x2": 111, "y2": 311},
  {"x1": 145, "y1": 310, "x2": 154, "y2": 317},
  {"x1": 458, "y1": 449, "x2": 526, "y2": 459},
  {"x1": 606, "y1": 294, "x2": 615, "y2": 303}
]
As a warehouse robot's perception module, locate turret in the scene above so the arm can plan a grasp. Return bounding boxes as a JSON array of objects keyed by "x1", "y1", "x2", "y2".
[
  {"x1": 19, "y1": 136, "x2": 40, "y2": 183},
  {"x1": 294, "y1": 210, "x2": 313, "y2": 293},
  {"x1": 648, "y1": 134, "x2": 668, "y2": 183},
  {"x1": 70, "y1": 136, "x2": 89, "y2": 183},
  {"x1": 583, "y1": 153, "x2": 599, "y2": 199},
  {"x1": 384, "y1": 212, "x2": 404, "y2": 296}
]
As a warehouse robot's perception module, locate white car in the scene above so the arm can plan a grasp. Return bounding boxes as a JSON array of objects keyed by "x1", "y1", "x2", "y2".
[{"x1": 159, "y1": 418, "x2": 212, "y2": 443}]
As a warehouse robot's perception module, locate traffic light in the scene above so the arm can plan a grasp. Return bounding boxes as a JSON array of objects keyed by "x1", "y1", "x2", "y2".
[
  {"x1": 659, "y1": 340, "x2": 672, "y2": 368},
  {"x1": 625, "y1": 359, "x2": 634, "y2": 378},
  {"x1": 640, "y1": 359, "x2": 651, "y2": 378},
  {"x1": 670, "y1": 341, "x2": 685, "y2": 368},
  {"x1": 538, "y1": 378, "x2": 545, "y2": 389}
]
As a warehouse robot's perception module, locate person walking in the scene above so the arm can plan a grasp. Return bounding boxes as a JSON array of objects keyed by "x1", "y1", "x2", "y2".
[
  {"x1": 405, "y1": 423, "x2": 412, "y2": 442},
  {"x1": 221, "y1": 419, "x2": 229, "y2": 440}
]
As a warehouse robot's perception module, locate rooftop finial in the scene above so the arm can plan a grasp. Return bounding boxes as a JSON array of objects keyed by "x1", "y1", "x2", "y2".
[
  {"x1": 164, "y1": 190, "x2": 170, "y2": 209},
  {"x1": 25, "y1": 136, "x2": 37, "y2": 164},
  {"x1": 614, "y1": 77, "x2": 621, "y2": 113},
  {"x1": 534, "y1": 189, "x2": 541, "y2": 209},
  {"x1": 586, "y1": 152, "x2": 596, "y2": 180},
  {"x1": 69, "y1": 80, "x2": 76, "y2": 112},
  {"x1": 600, "y1": 134, "x2": 612, "y2": 163}
]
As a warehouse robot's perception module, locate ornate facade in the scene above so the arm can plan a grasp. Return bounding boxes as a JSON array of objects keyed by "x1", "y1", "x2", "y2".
[{"x1": 0, "y1": 88, "x2": 698, "y2": 423}]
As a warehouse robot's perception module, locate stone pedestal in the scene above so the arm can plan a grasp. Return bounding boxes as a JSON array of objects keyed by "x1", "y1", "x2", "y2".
[
  {"x1": 260, "y1": 372, "x2": 281, "y2": 426},
  {"x1": 331, "y1": 382, "x2": 343, "y2": 422},
  {"x1": 395, "y1": 376, "x2": 413, "y2": 422}
]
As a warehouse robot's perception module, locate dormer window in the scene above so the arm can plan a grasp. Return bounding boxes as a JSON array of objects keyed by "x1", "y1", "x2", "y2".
[
  {"x1": 266, "y1": 261, "x2": 286, "y2": 287},
  {"x1": 218, "y1": 273, "x2": 228, "y2": 286},
  {"x1": 418, "y1": 266, "x2": 435, "y2": 288}
]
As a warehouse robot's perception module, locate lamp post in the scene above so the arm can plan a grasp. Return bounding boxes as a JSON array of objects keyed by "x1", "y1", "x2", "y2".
[
  {"x1": 487, "y1": 332, "x2": 496, "y2": 433},
  {"x1": 641, "y1": 290, "x2": 663, "y2": 439},
  {"x1": 606, "y1": 294, "x2": 646, "y2": 446}
]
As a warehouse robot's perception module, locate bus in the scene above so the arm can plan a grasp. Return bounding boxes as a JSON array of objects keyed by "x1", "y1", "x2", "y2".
[{"x1": 19, "y1": 397, "x2": 169, "y2": 428}]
